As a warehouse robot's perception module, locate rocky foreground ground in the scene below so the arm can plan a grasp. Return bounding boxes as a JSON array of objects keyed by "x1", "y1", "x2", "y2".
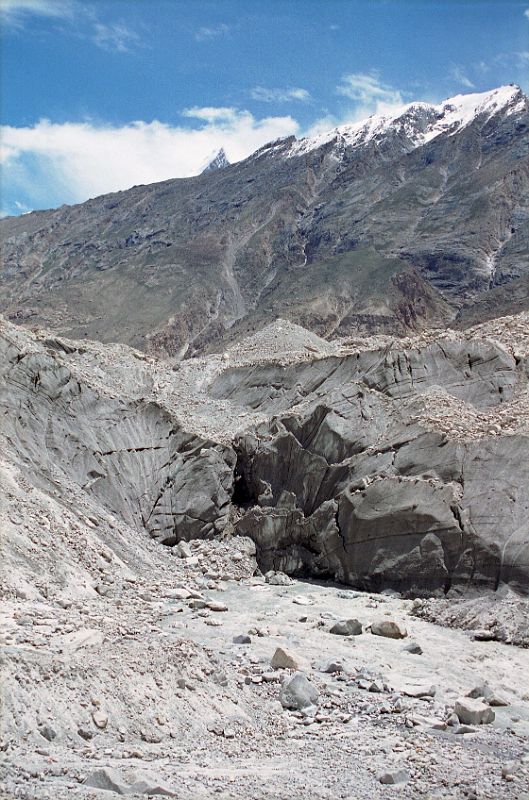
[
  {"x1": 1, "y1": 537, "x2": 529, "y2": 800},
  {"x1": 1, "y1": 314, "x2": 529, "y2": 798}
]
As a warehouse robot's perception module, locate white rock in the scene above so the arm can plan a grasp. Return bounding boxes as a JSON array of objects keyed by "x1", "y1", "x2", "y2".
[
  {"x1": 92, "y1": 710, "x2": 108, "y2": 730},
  {"x1": 271, "y1": 646, "x2": 308, "y2": 671},
  {"x1": 454, "y1": 697, "x2": 495, "y2": 725}
]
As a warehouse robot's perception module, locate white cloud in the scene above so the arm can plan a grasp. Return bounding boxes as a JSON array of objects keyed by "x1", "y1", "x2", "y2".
[
  {"x1": 14, "y1": 200, "x2": 31, "y2": 211},
  {"x1": 474, "y1": 60, "x2": 490, "y2": 76},
  {"x1": 195, "y1": 23, "x2": 230, "y2": 41},
  {"x1": 0, "y1": 0, "x2": 73, "y2": 26},
  {"x1": 182, "y1": 107, "x2": 240, "y2": 123},
  {"x1": 1, "y1": 0, "x2": 141, "y2": 53},
  {"x1": 1, "y1": 111, "x2": 299, "y2": 210},
  {"x1": 524, "y1": 8, "x2": 529, "y2": 20},
  {"x1": 336, "y1": 73, "x2": 406, "y2": 119},
  {"x1": 251, "y1": 87, "x2": 311, "y2": 103},
  {"x1": 92, "y1": 21, "x2": 140, "y2": 53},
  {"x1": 450, "y1": 65, "x2": 475, "y2": 89}
]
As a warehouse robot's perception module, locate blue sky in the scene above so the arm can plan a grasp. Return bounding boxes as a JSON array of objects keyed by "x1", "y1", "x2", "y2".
[{"x1": 2, "y1": 0, "x2": 528, "y2": 215}]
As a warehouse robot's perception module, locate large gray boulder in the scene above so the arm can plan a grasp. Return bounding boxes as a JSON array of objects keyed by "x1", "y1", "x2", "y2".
[{"x1": 279, "y1": 672, "x2": 318, "y2": 710}]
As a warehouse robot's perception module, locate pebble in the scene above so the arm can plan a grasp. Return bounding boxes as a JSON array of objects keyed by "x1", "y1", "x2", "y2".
[
  {"x1": 92, "y1": 710, "x2": 108, "y2": 730},
  {"x1": 318, "y1": 661, "x2": 344, "y2": 674},
  {"x1": 402, "y1": 641, "x2": 423, "y2": 655},
  {"x1": 262, "y1": 672, "x2": 280, "y2": 683},
  {"x1": 378, "y1": 768, "x2": 410, "y2": 784},
  {"x1": 207, "y1": 600, "x2": 228, "y2": 612},
  {"x1": 164, "y1": 588, "x2": 192, "y2": 600},
  {"x1": 455, "y1": 724, "x2": 478, "y2": 734},
  {"x1": 501, "y1": 761, "x2": 520, "y2": 780},
  {"x1": 402, "y1": 684, "x2": 436, "y2": 699},
  {"x1": 265, "y1": 571, "x2": 293, "y2": 586},
  {"x1": 292, "y1": 596, "x2": 313, "y2": 606}
]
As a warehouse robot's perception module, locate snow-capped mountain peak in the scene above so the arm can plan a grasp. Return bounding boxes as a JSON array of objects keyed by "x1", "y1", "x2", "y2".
[
  {"x1": 287, "y1": 85, "x2": 525, "y2": 158},
  {"x1": 201, "y1": 147, "x2": 230, "y2": 173}
]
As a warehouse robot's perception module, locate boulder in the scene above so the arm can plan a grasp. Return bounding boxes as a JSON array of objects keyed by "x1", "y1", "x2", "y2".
[
  {"x1": 271, "y1": 647, "x2": 308, "y2": 671},
  {"x1": 279, "y1": 672, "x2": 318, "y2": 710},
  {"x1": 233, "y1": 634, "x2": 251, "y2": 645},
  {"x1": 330, "y1": 619, "x2": 363, "y2": 636},
  {"x1": 83, "y1": 768, "x2": 177, "y2": 796},
  {"x1": 454, "y1": 697, "x2": 495, "y2": 725},
  {"x1": 371, "y1": 621, "x2": 408, "y2": 639}
]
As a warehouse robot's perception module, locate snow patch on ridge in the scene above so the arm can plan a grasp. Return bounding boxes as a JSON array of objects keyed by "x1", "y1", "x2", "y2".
[{"x1": 287, "y1": 85, "x2": 525, "y2": 158}]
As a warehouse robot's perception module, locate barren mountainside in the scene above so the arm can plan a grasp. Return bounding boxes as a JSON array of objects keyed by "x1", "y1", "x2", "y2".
[{"x1": 1, "y1": 85, "x2": 528, "y2": 357}]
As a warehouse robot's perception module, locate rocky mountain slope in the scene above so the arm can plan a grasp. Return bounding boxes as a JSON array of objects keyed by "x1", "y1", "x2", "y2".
[{"x1": 1, "y1": 86, "x2": 528, "y2": 357}]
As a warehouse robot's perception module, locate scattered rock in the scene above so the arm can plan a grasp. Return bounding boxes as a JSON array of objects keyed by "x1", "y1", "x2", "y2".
[
  {"x1": 371, "y1": 621, "x2": 408, "y2": 639},
  {"x1": 37, "y1": 724, "x2": 57, "y2": 741},
  {"x1": 455, "y1": 725, "x2": 478, "y2": 734},
  {"x1": 271, "y1": 647, "x2": 308, "y2": 671},
  {"x1": 83, "y1": 767, "x2": 177, "y2": 796},
  {"x1": 488, "y1": 692, "x2": 509, "y2": 707},
  {"x1": 207, "y1": 600, "x2": 228, "y2": 612},
  {"x1": 174, "y1": 541, "x2": 193, "y2": 559},
  {"x1": 466, "y1": 683, "x2": 509, "y2": 707},
  {"x1": 279, "y1": 672, "x2": 318, "y2": 710},
  {"x1": 409, "y1": 714, "x2": 446, "y2": 730},
  {"x1": 318, "y1": 661, "x2": 344, "y2": 674},
  {"x1": 454, "y1": 697, "x2": 495, "y2": 725},
  {"x1": 402, "y1": 641, "x2": 423, "y2": 655},
  {"x1": 92, "y1": 710, "x2": 108, "y2": 730},
  {"x1": 329, "y1": 619, "x2": 362, "y2": 636},
  {"x1": 402, "y1": 684, "x2": 436, "y2": 699},
  {"x1": 501, "y1": 761, "x2": 521, "y2": 780},
  {"x1": 472, "y1": 629, "x2": 497, "y2": 641},
  {"x1": 378, "y1": 768, "x2": 410, "y2": 785},
  {"x1": 265, "y1": 571, "x2": 293, "y2": 586},
  {"x1": 292, "y1": 596, "x2": 313, "y2": 606},
  {"x1": 233, "y1": 634, "x2": 252, "y2": 644},
  {"x1": 164, "y1": 588, "x2": 191, "y2": 600}
]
